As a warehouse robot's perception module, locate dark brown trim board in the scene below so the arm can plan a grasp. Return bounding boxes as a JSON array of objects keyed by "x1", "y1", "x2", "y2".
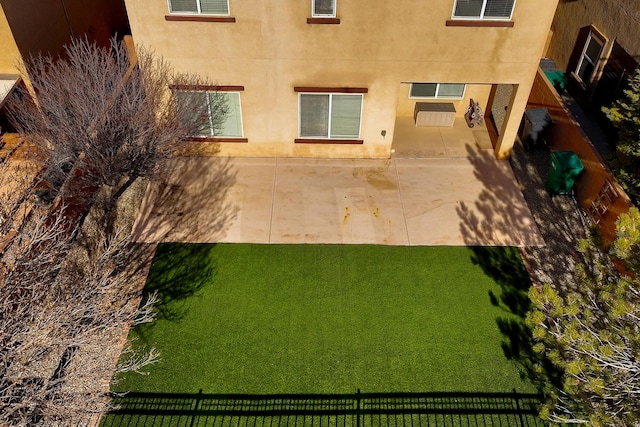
[
  {"x1": 294, "y1": 138, "x2": 363, "y2": 144},
  {"x1": 165, "y1": 15, "x2": 236, "y2": 23},
  {"x1": 294, "y1": 87, "x2": 368, "y2": 93},
  {"x1": 184, "y1": 137, "x2": 248, "y2": 143},
  {"x1": 307, "y1": 18, "x2": 341, "y2": 24},
  {"x1": 446, "y1": 20, "x2": 514, "y2": 28},
  {"x1": 169, "y1": 85, "x2": 245, "y2": 91}
]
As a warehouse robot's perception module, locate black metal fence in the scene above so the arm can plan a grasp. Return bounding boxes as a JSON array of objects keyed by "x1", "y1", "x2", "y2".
[{"x1": 101, "y1": 390, "x2": 546, "y2": 427}]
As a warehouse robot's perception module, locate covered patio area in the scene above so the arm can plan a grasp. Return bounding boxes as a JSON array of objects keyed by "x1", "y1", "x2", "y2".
[{"x1": 390, "y1": 117, "x2": 493, "y2": 159}]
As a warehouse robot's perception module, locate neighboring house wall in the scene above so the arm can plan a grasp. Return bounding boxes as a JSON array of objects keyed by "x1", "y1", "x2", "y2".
[
  {"x1": 546, "y1": 0, "x2": 640, "y2": 109},
  {"x1": 124, "y1": 0, "x2": 558, "y2": 159},
  {"x1": 547, "y1": 0, "x2": 640, "y2": 73},
  {"x1": 528, "y1": 68, "x2": 632, "y2": 244},
  {"x1": 0, "y1": 0, "x2": 130, "y2": 74},
  {"x1": 0, "y1": 0, "x2": 130, "y2": 131}
]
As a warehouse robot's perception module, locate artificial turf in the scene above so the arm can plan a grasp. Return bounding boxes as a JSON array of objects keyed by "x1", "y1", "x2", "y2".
[{"x1": 113, "y1": 244, "x2": 534, "y2": 395}]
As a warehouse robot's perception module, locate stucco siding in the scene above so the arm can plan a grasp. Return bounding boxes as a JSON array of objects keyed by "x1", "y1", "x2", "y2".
[
  {"x1": 548, "y1": 0, "x2": 640, "y2": 72},
  {"x1": 0, "y1": 6, "x2": 21, "y2": 74},
  {"x1": 126, "y1": 0, "x2": 559, "y2": 158}
]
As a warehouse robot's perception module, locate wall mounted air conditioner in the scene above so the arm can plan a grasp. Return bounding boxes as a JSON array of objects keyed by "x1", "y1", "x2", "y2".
[{"x1": 413, "y1": 102, "x2": 456, "y2": 127}]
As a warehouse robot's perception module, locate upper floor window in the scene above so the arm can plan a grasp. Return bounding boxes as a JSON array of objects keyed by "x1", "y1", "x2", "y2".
[
  {"x1": 312, "y1": 0, "x2": 336, "y2": 17},
  {"x1": 452, "y1": 0, "x2": 515, "y2": 20},
  {"x1": 168, "y1": 0, "x2": 230, "y2": 15},
  {"x1": 299, "y1": 93, "x2": 362, "y2": 139},
  {"x1": 409, "y1": 83, "x2": 466, "y2": 99},
  {"x1": 575, "y1": 31, "x2": 604, "y2": 86}
]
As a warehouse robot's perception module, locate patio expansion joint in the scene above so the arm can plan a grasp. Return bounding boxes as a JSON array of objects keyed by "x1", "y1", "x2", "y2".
[
  {"x1": 392, "y1": 159, "x2": 412, "y2": 245},
  {"x1": 437, "y1": 127, "x2": 448, "y2": 158},
  {"x1": 268, "y1": 157, "x2": 278, "y2": 243}
]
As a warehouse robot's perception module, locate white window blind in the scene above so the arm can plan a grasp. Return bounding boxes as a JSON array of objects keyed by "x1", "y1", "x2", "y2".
[
  {"x1": 215, "y1": 92, "x2": 243, "y2": 137},
  {"x1": 299, "y1": 93, "x2": 362, "y2": 139},
  {"x1": 410, "y1": 83, "x2": 437, "y2": 98},
  {"x1": 330, "y1": 95, "x2": 361, "y2": 138},
  {"x1": 300, "y1": 94, "x2": 330, "y2": 137},
  {"x1": 437, "y1": 84, "x2": 466, "y2": 98},
  {"x1": 169, "y1": 0, "x2": 198, "y2": 13},
  {"x1": 169, "y1": 0, "x2": 229, "y2": 15},
  {"x1": 483, "y1": 0, "x2": 515, "y2": 18},
  {"x1": 453, "y1": 0, "x2": 483, "y2": 18},
  {"x1": 200, "y1": 0, "x2": 229, "y2": 14},
  {"x1": 453, "y1": 0, "x2": 514, "y2": 19},
  {"x1": 176, "y1": 91, "x2": 243, "y2": 138},
  {"x1": 174, "y1": 91, "x2": 210, "y2": 135},
  {"x1": 313, "y1": 0, "x2": 336, "y2": 17}
]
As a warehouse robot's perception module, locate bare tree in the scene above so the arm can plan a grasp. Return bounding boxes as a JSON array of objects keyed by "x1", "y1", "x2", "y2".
[
  {"x1": 0, "y1": 168, "x2": 160, "y2": 425},
  {"x1": 6, "y1": 37, "x2": 227, "y2": 205},
  {"x1": 0, "y1": 37, "x2": 233, "y2": 425}
]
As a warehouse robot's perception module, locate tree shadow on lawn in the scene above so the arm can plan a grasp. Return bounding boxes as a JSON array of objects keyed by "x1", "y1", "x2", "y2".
[
  {"x1": 470, "y1": 247, "x2": 563, "y2": 394},
  {"x1": 455, "y1": 142, "x2": 578, "y2": 393},
  {"x1": 142, "y1": 242, "x2": 219, "y2": 323}
]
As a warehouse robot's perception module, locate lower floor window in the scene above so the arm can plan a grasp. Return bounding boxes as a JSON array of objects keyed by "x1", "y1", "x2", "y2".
[
  {"x1": 410, "y1": 83, "x2": 466, "y2": 99},
  {"x1": 299, "y1": 93, "x2": 362, "y2": 138},
  {"x1": 177, "y1": 91, "x2": 243, "y2": 137}
]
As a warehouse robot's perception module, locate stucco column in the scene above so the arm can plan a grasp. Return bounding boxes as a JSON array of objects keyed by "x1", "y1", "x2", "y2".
[{"x1": 494, "y1": 83, "x2": 528, "y2": 159}]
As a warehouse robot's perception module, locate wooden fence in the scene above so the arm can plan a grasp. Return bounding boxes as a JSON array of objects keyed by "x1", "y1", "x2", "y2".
[{"x1": 526, "y1": 68, "x2": 633, "y2": 244}]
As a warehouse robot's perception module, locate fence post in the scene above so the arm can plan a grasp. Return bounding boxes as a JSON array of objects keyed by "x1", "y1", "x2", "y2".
[
  {"x1": 356, "y1": 389, "x2": 361, "y2": 427},
  {"x1": 189, "y1": 389, "x2": 204, "y2": 427},
  {"x1": 512, "y1": 388, "x2": 524, "y2": 427}
]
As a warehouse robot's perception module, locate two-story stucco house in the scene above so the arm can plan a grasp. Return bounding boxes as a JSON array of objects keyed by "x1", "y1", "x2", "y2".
[
  {"x1": 119, "y1": 1, "x2": 558, "y2": 160},
  {"x1": 546, "y1": 0, "x2": 639, "y2": 114}
]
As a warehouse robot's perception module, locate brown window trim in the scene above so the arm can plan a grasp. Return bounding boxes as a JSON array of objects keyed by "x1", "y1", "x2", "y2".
[
  {"x1": 165, "y1": 15, "x2": 236, "y2": 23},
  {"x1": 294, "y1": 87, "x2": 368, "y2": 94},
  {"x1": 169, "y1": 85, "x2": 244, "y2": 91},
  {"x1": 295, "y1": 138, "x2": 363, "y2": 145},
  {"x1": 184, "y1": 137, "x2": 248, "y2": 143},
  {"x1": 307, "y1": 17, "x2": 340, "y2": 24},
  {"x1": 446, "y1": 19, "x2": 513, "y2": 28}
]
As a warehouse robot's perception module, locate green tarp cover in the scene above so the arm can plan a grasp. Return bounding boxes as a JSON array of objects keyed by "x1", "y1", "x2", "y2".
[
  {"x1": 545, "y1": 151, "x2": 584, "y2": 195},
  {"x1": 544, "y1": 70, "x2": 568, "y2": 92}
]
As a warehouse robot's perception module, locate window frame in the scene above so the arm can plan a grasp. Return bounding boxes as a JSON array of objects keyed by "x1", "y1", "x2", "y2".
[
  {"x1": 297, "y1": 92, "x2": 363, "y2": 140},
  {"x1": 214, "y1": 91, "x2": 244, "y2": 138},
  {"x1": 312, "y1": 0, "x2": 337, "y2": 18},
  {"x1": 167, "y1": 0, "x2": 231, "y2": 16},
  {"x1": 574, "y1": 31, "x2": 605, "y2": 86},
  {"x1": 451, "y1": 0, "x2": 516, "y2": 20},
  {"x1": 175, "y1": 88, "x2": 245, "y2": 140},
  {"x1": 408, "y1": 83, "x2": 466, "y2": 100}
]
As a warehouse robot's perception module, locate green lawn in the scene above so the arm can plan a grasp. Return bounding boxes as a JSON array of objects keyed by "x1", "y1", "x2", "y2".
[{"x1": 113, "y1": 244, "x2": 533, "y2": 395}]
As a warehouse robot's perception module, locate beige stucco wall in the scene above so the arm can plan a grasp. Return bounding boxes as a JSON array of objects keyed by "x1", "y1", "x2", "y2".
[
  {"x1": 547, "y1": 0, "x2": 640, "y2": 72},
  {"x1": 126, "y1": 0, "x2": 558, "y2": 159},
  {"x1": 0, "y1": 6, "x2": 21, "y2": 74}
]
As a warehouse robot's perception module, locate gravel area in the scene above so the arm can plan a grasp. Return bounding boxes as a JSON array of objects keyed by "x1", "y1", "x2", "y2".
[{"x1": 509, "y1": 140, "x2": 591, "y2": 289}]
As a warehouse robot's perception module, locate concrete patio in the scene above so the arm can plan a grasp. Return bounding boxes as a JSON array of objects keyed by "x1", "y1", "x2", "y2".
[{"x1": 132, "y1": 134, "x2": 544, "y2": 246}]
